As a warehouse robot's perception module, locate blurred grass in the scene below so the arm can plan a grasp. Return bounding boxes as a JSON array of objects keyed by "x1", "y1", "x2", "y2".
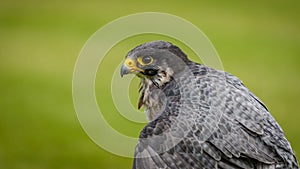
[{"x1": 0, "y1": 0, "x2": 300, "y2": 168}]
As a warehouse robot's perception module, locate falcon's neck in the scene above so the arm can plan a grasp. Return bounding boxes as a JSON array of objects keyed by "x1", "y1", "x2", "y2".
[{"x1": 138, "y1": 69, "x2": 174, "y2": 121}]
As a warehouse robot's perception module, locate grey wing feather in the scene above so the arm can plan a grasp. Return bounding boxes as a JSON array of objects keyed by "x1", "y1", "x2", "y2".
[{"x1": 133, "y1": 64, "x2": 299, "y2": 169}]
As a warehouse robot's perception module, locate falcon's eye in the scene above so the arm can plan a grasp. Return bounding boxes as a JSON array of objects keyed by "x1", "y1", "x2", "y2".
[{"x1": 137, "y1": 56, "x2": 153, "y2": 66}]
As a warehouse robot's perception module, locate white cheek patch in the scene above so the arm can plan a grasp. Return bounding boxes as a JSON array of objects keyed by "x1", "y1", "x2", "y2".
[{"x1": 153, "y1": 67, "x2": 173, "y2": 88}]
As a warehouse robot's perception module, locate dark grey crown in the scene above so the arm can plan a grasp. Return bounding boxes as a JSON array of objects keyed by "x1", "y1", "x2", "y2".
[{"x1": 126, "y1": 40, "x2": 189, "y2": 62}]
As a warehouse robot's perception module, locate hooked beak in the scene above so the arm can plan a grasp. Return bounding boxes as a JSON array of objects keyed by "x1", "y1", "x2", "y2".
[
  {"x1": 120, "y1": 58, "x2": 143, "y2": 77},
  {"x1": 120, "y1": 64, "x2": 130, "y2": 77}
]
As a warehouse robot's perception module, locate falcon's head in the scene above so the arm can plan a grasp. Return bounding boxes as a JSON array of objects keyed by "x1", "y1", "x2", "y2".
[
  {"x1": 120, "y1": 41, "x2": 190, "y2": 87},
  {"x1": 120, "y1": 41, "x2": 191, "y2": 120}
]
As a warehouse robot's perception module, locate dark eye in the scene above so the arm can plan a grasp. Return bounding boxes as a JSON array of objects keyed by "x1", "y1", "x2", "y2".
[
  {"x1": 138, "y1": 56, "x2": 153, "y2": 65},
  {"x1": 142, "y1": 56, "x2": 152, "y2": 64}
]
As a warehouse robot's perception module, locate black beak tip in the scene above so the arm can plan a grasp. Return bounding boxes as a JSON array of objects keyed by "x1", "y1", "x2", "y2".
[{"x1": 120, "y1": 64, "x2": 128, "y2": 77}]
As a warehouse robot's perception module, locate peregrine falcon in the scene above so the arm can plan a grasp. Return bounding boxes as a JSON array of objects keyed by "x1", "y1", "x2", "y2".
[{"x1": 120, "y1": 41, "x2": 299, "y2": 169}]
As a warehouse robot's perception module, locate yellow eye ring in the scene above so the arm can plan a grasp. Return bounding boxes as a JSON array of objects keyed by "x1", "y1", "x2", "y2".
[{"x1": 137, "y1": 56, "x2": 153, "y2": 66}]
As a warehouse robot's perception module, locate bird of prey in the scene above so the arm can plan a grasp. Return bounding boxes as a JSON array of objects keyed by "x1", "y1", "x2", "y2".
[{"x1": 120, "y1": 41, "x2": 299, "y2": 169}]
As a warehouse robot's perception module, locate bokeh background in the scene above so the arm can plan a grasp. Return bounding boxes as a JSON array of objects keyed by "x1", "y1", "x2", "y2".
[{"x1": 1, "y1": 0, "x2": 299, "y2": 168}]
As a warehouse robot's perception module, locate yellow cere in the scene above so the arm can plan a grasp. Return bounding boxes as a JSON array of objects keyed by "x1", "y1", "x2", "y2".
[
  {"x1": 125, "y1": 58, "x2": 135, "y2": 67},
  {"x1": 125, "y1": 58, "x2": 144, "y2": 72}
]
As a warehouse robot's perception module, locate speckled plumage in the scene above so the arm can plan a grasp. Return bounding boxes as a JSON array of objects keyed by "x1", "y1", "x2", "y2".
[{"x1": 121, "y1": 41, "x2": 299, "y2": 169}]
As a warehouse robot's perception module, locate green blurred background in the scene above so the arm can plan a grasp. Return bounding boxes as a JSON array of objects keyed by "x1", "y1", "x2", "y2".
[{"x1": 1, "y1": 0, "x2": 299, "y2": 168}]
